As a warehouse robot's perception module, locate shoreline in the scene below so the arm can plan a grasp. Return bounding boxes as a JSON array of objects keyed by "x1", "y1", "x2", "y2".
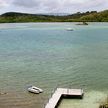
[{"x1": 0, "y1": 89, "x2": 107, "y2": 108}]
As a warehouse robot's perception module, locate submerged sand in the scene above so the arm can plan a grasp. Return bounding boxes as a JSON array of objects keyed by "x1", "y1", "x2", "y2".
[
  {"x1": 59, "y1": 91, "x2": 107, "y2": 108},
  {"x1": 0, "y1": 90, "x2": 45, "y2": 108},
  {"x1": 0, "y1": 90, "x2": 107, "y2": 108}
]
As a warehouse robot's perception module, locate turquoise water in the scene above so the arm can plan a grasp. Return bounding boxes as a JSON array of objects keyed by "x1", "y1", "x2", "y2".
[{"x1": 0, "y1": 23, "x2": 108, "y2": 108}]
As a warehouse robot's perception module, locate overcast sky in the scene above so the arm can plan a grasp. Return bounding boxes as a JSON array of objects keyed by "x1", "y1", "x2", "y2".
[{"x1": 0, "y1": 0, "x2": 108, "y2": 14}]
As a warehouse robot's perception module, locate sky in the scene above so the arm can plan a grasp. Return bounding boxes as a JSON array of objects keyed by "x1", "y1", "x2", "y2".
[{"x1": 0, "y1": 0, "x2": 108, "y2": 14}]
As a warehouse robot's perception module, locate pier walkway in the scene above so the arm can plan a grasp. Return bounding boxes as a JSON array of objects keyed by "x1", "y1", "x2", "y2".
[{"x1": 45, "y1": 88, "x2": 84, "y2": 108}]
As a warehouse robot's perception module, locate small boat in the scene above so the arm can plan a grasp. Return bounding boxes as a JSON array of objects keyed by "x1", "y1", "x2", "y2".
[
  {"x1": 66, "y1": 28, "x2": 74, "y2": 31},
  {"x1": 28, "y1": 86, "x2": 43, "y2": 94},
  {"x1": 76, "y1": 22, "x2": 88, "y2": 25}
]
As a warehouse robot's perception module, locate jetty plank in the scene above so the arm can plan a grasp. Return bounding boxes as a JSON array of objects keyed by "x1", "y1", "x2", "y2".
[{"x1": 45, "y1": 88, "x2": 84, "y2": 108}]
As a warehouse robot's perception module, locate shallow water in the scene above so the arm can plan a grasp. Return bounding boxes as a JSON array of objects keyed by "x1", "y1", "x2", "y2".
[
  {"x1": 0, "y1": 22, "x2": 108, "y2": 108},
  {"x1": 59, "y1": 91, "x2": 108, "y2": 108}
]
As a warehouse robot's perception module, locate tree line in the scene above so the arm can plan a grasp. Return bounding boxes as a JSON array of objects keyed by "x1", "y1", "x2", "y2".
[{"x1": 0, "y1": 10, "x2": 108, "y2": 23}]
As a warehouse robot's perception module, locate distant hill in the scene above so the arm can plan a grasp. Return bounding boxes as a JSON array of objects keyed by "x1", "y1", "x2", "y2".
[
  {"x1": 80, "y1": 10, "x2": 108, "y2": 22},
  {"x1": 36, "y1": 13, "x2": 70, "y2": 16},
  {"x1": 1, "y1": 12, "x2": 35, "y2": 17},
  {"x1": 1, "y1": 12, "x2": 70, "y2": 17},
  {"x1": 0, "y1": 10, "x2": 108, "y2": 23}
]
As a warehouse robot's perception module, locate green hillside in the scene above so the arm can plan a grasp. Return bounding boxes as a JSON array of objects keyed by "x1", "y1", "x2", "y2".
[
  {"x1": 80, "y1": 10, "x2": 108, "y2": 22},
  {"x1": 0, "y1": 10, "x2": 108, "y2": 23}
]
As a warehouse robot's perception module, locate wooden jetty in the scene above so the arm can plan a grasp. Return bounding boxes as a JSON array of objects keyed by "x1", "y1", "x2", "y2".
[{"x1": 45, "y1": 88, "x2": 84, "y2": 108}]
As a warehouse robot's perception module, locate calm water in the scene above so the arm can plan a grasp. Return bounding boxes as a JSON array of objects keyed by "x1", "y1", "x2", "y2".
[{"x1": 0, "y1": 23, "x2": 108, "y2": 108}]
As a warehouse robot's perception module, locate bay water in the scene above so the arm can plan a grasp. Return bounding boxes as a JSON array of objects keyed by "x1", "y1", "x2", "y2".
[{"x1": 0, "y1": 23, "x2": 108, "y2": 108}]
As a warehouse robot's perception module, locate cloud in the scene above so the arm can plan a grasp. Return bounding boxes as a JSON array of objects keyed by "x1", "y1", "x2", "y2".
[
  {"x1": 0, "y1": 0, "x2": 8, "y2": 8},
  {"x1": 11, "y1": 0, "x2": 108, "y2": 13},
  {"x1": 12, "y1": 0, "x2": 42, "y2": 8},
  {"x1": 12, "y1": 0, "x2": 87, "y2": 8},
  {"x1": 0, "y1": 0, "x2": 108, "y2": 14}
]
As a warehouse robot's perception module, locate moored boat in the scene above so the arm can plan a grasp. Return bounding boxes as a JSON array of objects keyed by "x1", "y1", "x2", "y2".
[
  {"x1": 66, "y1": 28, "x2": 74, "y2": 31},
  {"x1": 28, "y1": 86, "x2": 43, "y2": 94}
]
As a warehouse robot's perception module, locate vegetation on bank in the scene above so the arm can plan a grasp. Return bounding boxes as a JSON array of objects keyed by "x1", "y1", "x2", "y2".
[
  {"x1": 100, "y1": 104, "x2": 108, "y2": 108},
  {"x1": 0, "y1": 10, "x2": 108, "y2": 23},
  {"x1": 99, "y1": 97, "x2": 108, "y2": 108}
]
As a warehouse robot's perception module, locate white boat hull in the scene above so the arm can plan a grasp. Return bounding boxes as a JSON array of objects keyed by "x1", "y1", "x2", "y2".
[
  {"x1": 27, "y1": 86, "x2": 43, "y2": 94},
  {"x1": 66, "y1": 28, "x2": 73, "y2": 31}
]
